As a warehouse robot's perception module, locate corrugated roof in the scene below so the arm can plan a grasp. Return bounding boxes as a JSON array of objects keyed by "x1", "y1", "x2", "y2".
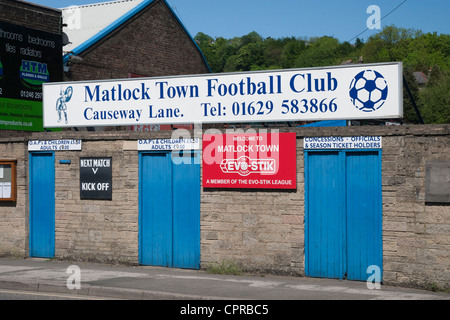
[
  {"x1": 61, "y1": 0, "x2": 148, "y2": 59},
  {"x1": 61, "y1": 0, "x2": 211, "y2": 72}
]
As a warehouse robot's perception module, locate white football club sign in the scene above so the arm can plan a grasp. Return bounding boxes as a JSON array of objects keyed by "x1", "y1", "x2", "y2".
[{"x1": 43, "y1": 62, "x2": 402, "y2": 128}]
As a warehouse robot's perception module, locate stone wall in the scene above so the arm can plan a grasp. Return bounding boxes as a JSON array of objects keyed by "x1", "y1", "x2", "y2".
[
  {"x1": 200, "y1": 141, "x2": 305, "y2": 275},
  {"x1": 201, "y1": 125, "x2": 450, "y2": 290},
  {"x1": 0, "y1": 124, "x2": 448, "y2": 290},
  {"x1": 380, "y1": 129, "x2": 450, "y2": 289},
  {"x1": 0, "y1": 138, "x2": 28, "y2": 257},
  {"x1": 0, "y1": 1, "x2": 61, "y2": 255},
  {"x1": 54, "y1": 138, "x2": 139, "y2": 264}
]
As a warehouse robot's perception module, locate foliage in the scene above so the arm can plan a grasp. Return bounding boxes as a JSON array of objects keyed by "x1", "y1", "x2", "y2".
[
  {"x1": 195, "y1": 25, "x2": 450, "y2": 124},
  {"x1": 206, "y1": 259, "x2": 242, "y2": 275},
  {"x1": 419, "y1": 67, "x2": 450, "y2": 123}
]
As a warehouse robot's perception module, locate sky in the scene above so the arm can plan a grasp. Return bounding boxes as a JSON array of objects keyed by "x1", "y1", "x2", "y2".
[{"x1": 28, "y1": 0, "x2": 449, "y2": 43}]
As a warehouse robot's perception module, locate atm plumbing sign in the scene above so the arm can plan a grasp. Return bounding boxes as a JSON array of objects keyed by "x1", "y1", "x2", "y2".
[
  {"x1": 43, "y1": 62, "x2": 403, "y2": 128},
  {"x1": 0, "y1": 21, "x2": 62, "y2": 131}
]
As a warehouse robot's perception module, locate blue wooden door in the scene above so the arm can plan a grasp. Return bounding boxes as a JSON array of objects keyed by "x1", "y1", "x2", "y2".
[
  {"x1": 29, "y1": 152, "x2": 55, "y2": 258},
  {"x1": 139, "y1": 151, "x2": 200, "y2": 269},
  {"x1": 346, "y1": 151, "x2": 382, "y2": 281},
  {"x1": 305, "y1": 151, "x2": 346, "y2": 279},
  {"x1": 305, "y1": 150, "x2": 382, "y2": 281},
  {"x1": 172, "y1": 151, "x2": 200, "y2": 269},
  {"x1": 139, "y1": 152, "x2": 173, "y2": 266}
]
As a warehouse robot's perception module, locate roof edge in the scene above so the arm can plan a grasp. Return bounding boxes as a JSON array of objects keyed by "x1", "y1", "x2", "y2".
[
  {"x1": 63, "y1": 0, "x2": 211, "y2": 73},
  {"x1": 63, "y1": 0, "x2": 155, "y2": 63},
  {"x1": 161, "y1": 0, "x2": 211, "y2": 73},
  {"x1": 15, "y1": 0, "x2": 62, "y2": 13}
]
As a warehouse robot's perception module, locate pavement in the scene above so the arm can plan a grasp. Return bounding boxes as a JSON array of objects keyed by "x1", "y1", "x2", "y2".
[{"x1": 0, "y1": 257, "x2": 448, "y2": 301}]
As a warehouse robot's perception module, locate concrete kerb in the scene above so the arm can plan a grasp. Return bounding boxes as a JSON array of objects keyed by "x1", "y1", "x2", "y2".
[
  {"x1": 0, "y1": 258, "x2": 449, "y2": 300},
  {"x1": 0, "y1": 279, "x2": 226, "y2": 300},
  {"x1": 0, "y1": 280, "x2": 39, "y2": 292}
]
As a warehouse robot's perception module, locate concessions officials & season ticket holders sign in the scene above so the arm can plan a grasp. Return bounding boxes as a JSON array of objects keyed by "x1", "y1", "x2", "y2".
[
  {"x1": 203, "y1": 132, "x2": 296, "y2": 189},
  {"x1": 303, "y1": 136, "x2": 382, "y2": 149}
]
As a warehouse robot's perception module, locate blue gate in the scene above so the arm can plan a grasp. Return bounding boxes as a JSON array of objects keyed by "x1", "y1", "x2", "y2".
[
  {"x1": 305, "y1": 151, "x2": 345, "y2": 279},
  {"x1": 305, "y1": 149, "x2": 382, "y2": 281},
  {"x1": 345, "y1": 151, "x2": 382, "y2": 281},
  {"x1": 139, "y1": 151, "x2": 200, "y2": 269},
  {"x1": 29, "y1": 152, "x2": 55, "y2": 258}
]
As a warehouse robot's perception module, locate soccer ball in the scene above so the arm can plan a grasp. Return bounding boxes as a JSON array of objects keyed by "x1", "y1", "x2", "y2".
[{"x1": 349, "y1": 70, "x2": 388, "y2": 112}]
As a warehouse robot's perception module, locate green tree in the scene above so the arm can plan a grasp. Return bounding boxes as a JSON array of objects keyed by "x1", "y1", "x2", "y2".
[
  {"x1": 194, "y1": 32, "x2": 221, "y2": 72},
  {"x1": 361, "y1": 26, "x2": 449, "y2": 123},
  {"x1": 194, "y1": 27, "x2": 449, "y2": 124},
  {"x1": 281, "y1": 37, "x2": 305, "y2": 68},
  {"x1": 263, "y1": 37, "x2": 284, "y2": 70},
  {"x1": 362, "y1": 25, "x2": 419, "y2": 62},
  {"x1": 355, "y1": 38, "x2": 364, "y2": 50},
  {"x1": 402, "y1": 65, "x2": 422, "y2": 123},
  {"x1": 419, "y1": 66, "x2": 450, "y2": 123},
  {"x1": 213, "y1": 37, "x2": 238, "y2": 72},
  {"x1": 295, "y1": 36, "x2": 340, "y2": 67},
  {"x1": 222, "y1": 32, "x2": 266, "y2": 71}
]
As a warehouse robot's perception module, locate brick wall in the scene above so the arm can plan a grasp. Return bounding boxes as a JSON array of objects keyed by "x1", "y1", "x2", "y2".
[
  {"x1": 0, "y1": 124, "x2": 448, "y2": 290},
  {"x1": 0, "y1": 0, "x2": 61, "y2": 34},
  {"x1": 64, "y1": 0, "x2": 209, "y2": 82}
]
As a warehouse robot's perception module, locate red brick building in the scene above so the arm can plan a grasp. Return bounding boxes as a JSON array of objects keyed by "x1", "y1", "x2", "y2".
[
  {"x1": 62, "y1": 0, "x2": 210, "y2": 84},
  {"x1": 0, "y1": 0, "x2": 61, "y2": 34},
  {"x1": 61, "y1": 0, "x2": 210, "y2": 131}
]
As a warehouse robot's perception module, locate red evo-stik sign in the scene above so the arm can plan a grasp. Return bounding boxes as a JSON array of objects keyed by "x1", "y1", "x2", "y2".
[{"x1": 202, "y1": 132, "x2": 297, "y2": 189}]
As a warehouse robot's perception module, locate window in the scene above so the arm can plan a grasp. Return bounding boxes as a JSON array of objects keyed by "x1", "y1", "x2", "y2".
[{"x1": 0, "y1": 160, "x2": 17, "y2": 202}]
